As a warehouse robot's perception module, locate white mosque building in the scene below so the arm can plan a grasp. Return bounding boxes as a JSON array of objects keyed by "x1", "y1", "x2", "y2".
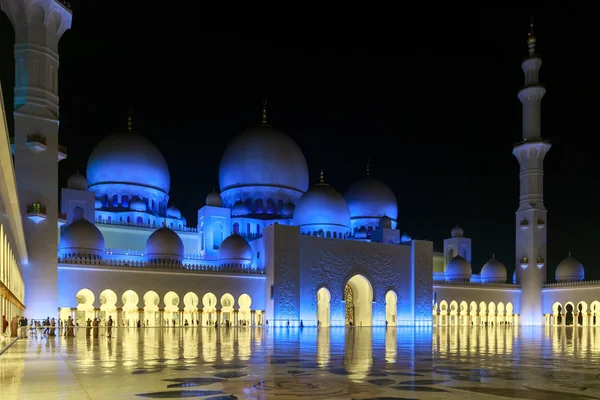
[{"x1": 1, "y1": 0, "x2": 599, "y2": 329}]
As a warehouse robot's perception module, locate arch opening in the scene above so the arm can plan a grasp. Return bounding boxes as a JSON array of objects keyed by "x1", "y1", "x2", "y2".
[
  {"x1": 344, "y1": 275, "x2": 373, "y2": 327},
  {"x1": 143, "y1": 290, "x2": 160, "y2": 326},
  {"x1": 238, "y1": 294, "x2": 252, "y2": 326},
  {"x1": 202, "y1": 292, "x2": 218, "y2": 326},
  {"x1": 122, "y1": 290, "x2": 139, "y2": 326},
  {"x1": 220, "y1": 293, "x2": 235, "y2": 325},
  {"x1": 75, "y1": 288, "x2": 95, "y2": 326},
  {"x1": 317, "y1": 288, "x2": 331, "y2": 327},
  {"x1": 385, "y1": 291, "x2": 397, "y2": 326},
  {"x1": 164, "y1": 291, "x2": 180, "y2": 326},
  {"x1": 99, "y1": 289, "x2": 117, "y2": 324}
]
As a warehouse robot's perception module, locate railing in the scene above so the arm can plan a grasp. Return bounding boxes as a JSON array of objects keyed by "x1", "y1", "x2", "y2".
[
  {"x1": 543, "y1": 280, "x2": 600, "y2": 288},
  {"x1": 514, "y1": 137, "x2": 551, "y2": 147},
  {"x1": 96, "y1": 219, "x2": 198, "y2": 233},
  {"x1": 433, "y1": 278, "x2": 519, "y2": 288},
  {"x1": 57, "y1": 0, "x2": 72, "y2": 10},
  {"x1": 103, "y1": 248, "x2": 218, "y2": 261},
  {"x1": 58, "y1": 255, "x2": 265, "y2": 275}
]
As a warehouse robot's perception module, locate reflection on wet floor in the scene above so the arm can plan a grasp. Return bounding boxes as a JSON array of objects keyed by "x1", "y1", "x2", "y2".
[{"x1": 2, "y1": 326, "x2": 600, "y2": 399}]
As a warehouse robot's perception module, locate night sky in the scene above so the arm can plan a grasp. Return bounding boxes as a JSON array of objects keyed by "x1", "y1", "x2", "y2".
[{"x1": 1, "y1": 4, "x2": 598, "y2": 281}]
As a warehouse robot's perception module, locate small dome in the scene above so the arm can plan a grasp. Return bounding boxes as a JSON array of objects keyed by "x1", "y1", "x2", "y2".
[
  {"x1": 145, "y1": 226, "x2": 184, "y2": 262},
  {"x1": 231, "y1": 200, "x2": 249, "y2": 216},
  {"x1": 480, "y1": 255, "x2": 507, "y2": 283},
  {"x1": 218, "y1": 233, "x2": 253, "y2": 266},
  {"x1": 130, "y1": 199, "x2": 147, "y2": 212},
  {"x1": 293, "y1": 180, "x2": 351, "y2": 234},
  {"x1": 167, "y1": 204, "x2": 181, "y2": 219},
  {"x1": 59, "y1": 218, "x2": 105, "y2": 256},
  {"x1": 94, "y1": 198, "x2": 103, "y2": 209},
  {"x1": 355, "y1": 226, "x2": 368, "y2": 239},
  {"x1": 555, "y1": 253, "x2": 585, "y2": 282},
  {"x1": 67, "y1": 171, "x2": 88, "y2": 191},
  {"x1": 451, "y1": 225, "x2": 464, "y2": 238},
  {"x1": 400, "y1": 233, "x2": 412, "y2": 243},
  {"x1": 281, "y1": 202, "x2": 295, "y2": 217},
  {"x1": 344, "y1": 176, "x2": 398, "y2": 221},
  {"x1": 445, "y1": 255, "x2": 472, "y2": 281},
  {"x1": 206, "y1": 190, "x2": 223, "y2": 207},
  {"x1": 378, "y1": 215, "x2": 392, "y2": 229}
]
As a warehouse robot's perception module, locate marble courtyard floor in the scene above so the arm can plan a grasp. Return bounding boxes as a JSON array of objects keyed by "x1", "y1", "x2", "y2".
[{"x1": 1, "y1": 326, "x2": 600, "y2": 399}]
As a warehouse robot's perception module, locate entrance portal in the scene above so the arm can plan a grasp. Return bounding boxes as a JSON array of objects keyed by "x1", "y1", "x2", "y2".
[
  {"x1": 317, "y1": 288, "x2": 331, "y2": 327},
  {"x1": 344, "y1": 275, "x2": 373, "y2": 327}
]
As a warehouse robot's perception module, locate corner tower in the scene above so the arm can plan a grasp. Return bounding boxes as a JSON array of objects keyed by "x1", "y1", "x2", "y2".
[
  {"x1": 513, "y1": 19, "x2": 551, "y2": 326},
  {"x1": 0, "y1": 0, "x2": 72, "y2": 318}
]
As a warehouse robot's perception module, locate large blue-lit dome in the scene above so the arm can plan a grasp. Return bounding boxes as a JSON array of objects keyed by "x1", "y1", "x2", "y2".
[
  {"x1": 555, "y1": 253, "x2": 585, "y2": 282},
  {"x1": 87, "y1": 132, "x2": 171, "y2": 195},
  {"x1": 219, "y1": 125, "x2": 309, "y2": 205},
  {"x1": 293, "y1": 178, "x2": 351, "y2": 235},
  {"x1": 59, "y1": 218, "x2": 105, "y2": 257},
  {"x1": 344, "y1": 176, "x2": 398, "y2": 222},
  {"x1": 445, "y1": 255, "x2": 472, "y2": 281}
]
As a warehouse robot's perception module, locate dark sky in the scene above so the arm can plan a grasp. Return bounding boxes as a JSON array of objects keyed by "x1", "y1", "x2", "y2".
[{"x1": 1, "y1": 4, "x2": 598, "y2": 280}]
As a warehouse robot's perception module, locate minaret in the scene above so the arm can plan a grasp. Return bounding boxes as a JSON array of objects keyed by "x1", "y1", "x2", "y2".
[
  {"x1": 513, "y1": 18, "x2": 551, "y2": 326},
  {"x1": 1, "y1": 0, "x2": 72, "y2": 318}
]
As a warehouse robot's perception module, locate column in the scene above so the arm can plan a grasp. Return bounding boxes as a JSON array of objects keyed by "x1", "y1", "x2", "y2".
[
  {"x1": 117, "y1": 308, "x2": 123, "y2": 327},
  {"x1": 233, "y1": 310, "x2": 238, "y2": 326},
  {"x1": 216, "y1": 310, "x2": 221, "y2": 326},
  {"x1": 159, "y1": 309, "x2": 164, "y2": 327},
  {"x1": 251, "y1": 310, "x2": 256, "y2": 326}
]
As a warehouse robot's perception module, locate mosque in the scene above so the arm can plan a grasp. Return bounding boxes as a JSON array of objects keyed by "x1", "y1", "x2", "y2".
[{"x1": 1, "y1": 0, "x2": 599, "y2": 330}]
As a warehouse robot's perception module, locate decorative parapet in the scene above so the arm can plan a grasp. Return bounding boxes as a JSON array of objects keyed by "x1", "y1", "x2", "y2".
[
  {"x1": 96, "y1": 220, "x2": 198, "y2": 233},
  {"x1": 103, "y1": 248, "x2": 218, "y2": 261},
  {"x1": 433, "y1": 279, "x2": 520, "y2": 289},
  {"x1": 543, "y1": 280, "x2": 600, "y2": 288},
  {"x1": 26, "y1": 202, "x2": 47, "y2": 224},
  {"x1": 58, "y1": 255, "x2": 265, "y2": 275}
]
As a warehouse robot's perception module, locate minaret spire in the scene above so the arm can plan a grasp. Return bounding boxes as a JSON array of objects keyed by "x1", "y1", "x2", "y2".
[
  {"x1": 127, "y1": 109, "x2": 133, "y2": 132},
  {"x1": 320, "y1": 169, "x2": 324, "y2": 183},
  {"x1": 366, "y1": 158, "x2": 370, "y2": 176},
  {"x1": 527, "y1": 16, "x2": 536, "y2": 56},
  {"x1": 261, "y1": 99, "x2": 268, "y2": 125}
]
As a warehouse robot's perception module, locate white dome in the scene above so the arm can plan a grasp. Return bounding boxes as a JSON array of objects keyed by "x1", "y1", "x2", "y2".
[
  {"x1": 231, "y1": 200, "x2": 249, "y2": 216},
  {"x1": 145, "y1": 226, "x2": 184, "y2": 262},
  {"x1": 293, "y1": 180, "x2": 351, "y2": 234},
  {"x1": 167, "y1": 204, "x2": 181, "y2": 219},
  {"x1": 87, "y1": 132, "x2": 170, "y2": 195},
  {"x1": 206, "y1": 190, "x2": 222, "y2": 207},
  {"x1": 451, "y1": 225, "x2": 464, "y2": 238},
  {"x1": 555, "y1": 253, "x2": 585, "y2": 282},
  {"x1": 94, "y1": 198, "x2": 103, "y2": 209},
  {"x1": 59, "y1": 218, "x2": 105, "y2": 257},
  {"x1": 218, "y1": 233, "x2": 253, "y2": 266},
  {"x1": 378, "y1": 215, "x2": 392, "y2": 229},
  {"x1": 67, "y1": 171, "x2": 88, "y2": 191},
  {"x1": 480, "y1": 255, "x2": 507, "y2": 283},
  {"x1": 344, "y1": 176, "x2": 398, "y2": 221},
  {"x1": 445, "y1": 255, "x2": 472, "y2": 281},
  {"x1": 400, "y1": 233, "x2": 412, "y2": 243},
  {"x1": 130, "y1": 199, "x2": 147, "y2": 212},
  {"x1": 219, "y1": 125, "x2": 309, "y2": 196}
]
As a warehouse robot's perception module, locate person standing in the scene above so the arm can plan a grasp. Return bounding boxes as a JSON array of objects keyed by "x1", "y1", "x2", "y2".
[
  {"x1": 92, "y1": 318, "x2": 99, "y2": 338},
  {"x1": 2, "y1": 315, "x2": 7, "y2": 333},
  {"x1": 107, "y1": 316, "x2": 113, "y2": 338},
  {"x1": 19, "y1": 315, "x2": 28, "y2": 338},
  {"x1": 86, "y1": 318, "x2": 92, "y2": 336}
]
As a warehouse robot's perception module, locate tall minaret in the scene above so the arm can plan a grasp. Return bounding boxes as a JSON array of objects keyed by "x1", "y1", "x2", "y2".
[
  {"x1": 513, "y1": 18, "x2": 551, "y2": 326},
  {"x1": 0, "y1": 0, "x2": 72, "y2": 318}
]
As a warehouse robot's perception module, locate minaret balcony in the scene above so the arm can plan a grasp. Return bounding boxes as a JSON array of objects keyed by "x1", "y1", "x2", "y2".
[
  {"x1": 513, "y1": 137, "x2": 551, "y2": 148},
  {"x1": 26, "y1": 202, "x2": 47, "y2": 224},
  {"x1": 536, "y1": 256, "x2": 544, "y2": 268},
  {"x1": 520, "y1": 219, "x2": 529, "y2": 230},
  {"x1": 9, "y1": 135, "x2": 68, "y2": 161},
  {"x1": 536, "y1": 219, "x2": 545, "y2": 229},
  {"x1": 58, "y1": 212, "x2": 67, "y2": 227},
  {"x1": 520, "y1": 257, "x2": 529, "y2": 269}
]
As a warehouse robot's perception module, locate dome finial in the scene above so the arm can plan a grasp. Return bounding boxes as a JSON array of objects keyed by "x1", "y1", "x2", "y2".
[
  {"x1": 366, "y1": 158, "x2": 371, "y2": 176},
  {"x1": 568, "y1": 250, "x2": 571, "y2": 258},
  {"x1": 527, "y1": 16, "x2": 537, "y2": 55},
  {"x1": 492, "y1": 253, "x2": 495, "y2": 259},
  {"x1": 320, "y1": 169, "x2": 324, "y2": 183},
  {"x1": 127, "y1": 109, "x2": 133, "y2": 132},
  {"x1": 261, "y1": 99, "x2": 268, "y2": 125}
]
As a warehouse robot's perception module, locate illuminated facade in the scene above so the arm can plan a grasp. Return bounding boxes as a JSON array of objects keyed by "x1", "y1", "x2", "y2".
[{"x1": 1, "y1": 1, "x2": 598, "y2": 328}]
